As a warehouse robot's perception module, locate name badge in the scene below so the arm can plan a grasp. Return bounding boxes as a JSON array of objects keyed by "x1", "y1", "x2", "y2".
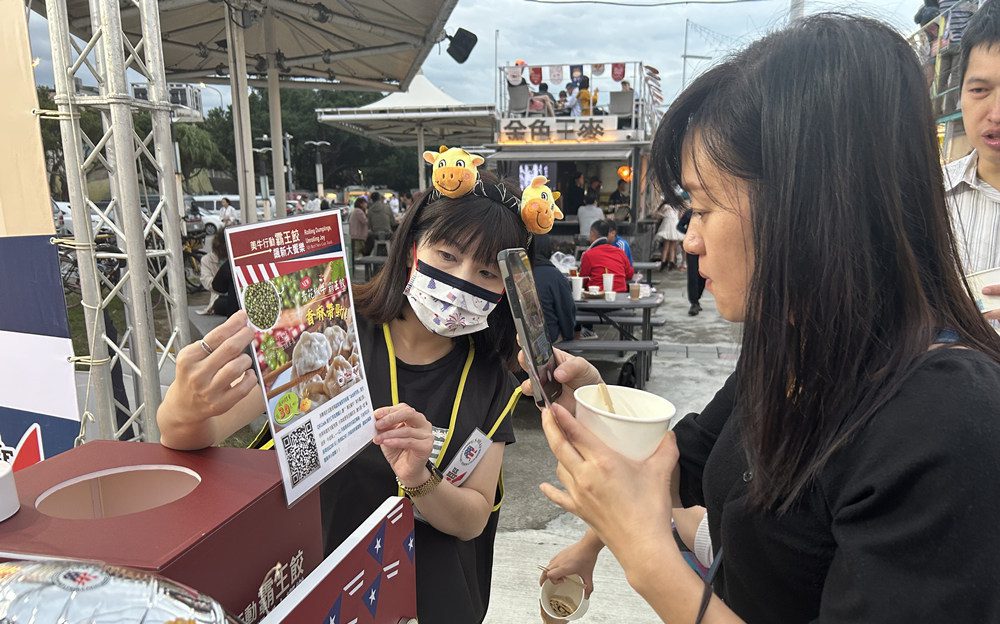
[{"x1": 442, "y1": 428, "x2": 491, "y2": 487}]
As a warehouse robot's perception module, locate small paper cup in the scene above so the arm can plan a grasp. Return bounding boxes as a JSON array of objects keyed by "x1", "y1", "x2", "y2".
[
  {"x1": 540, "y1": 575, "x2": 590, "y2": 621},
  {"x1": 965, "y1": 267, "x2": 1000, "y2": 313},
  {"x1": 574, "y1": 385, "x2": 676, "y2": 460},
  {"x1": 604, "y1": 291, "x2": 616, "y2": 302},
  {"x1": 587, "y1": 285, "x2": 600, "y2": 294}
]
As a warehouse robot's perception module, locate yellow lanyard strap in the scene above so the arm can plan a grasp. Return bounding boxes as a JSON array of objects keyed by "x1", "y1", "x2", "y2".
[{"x1": 383, "y1": 324, "x2": 474, "y2": 495}]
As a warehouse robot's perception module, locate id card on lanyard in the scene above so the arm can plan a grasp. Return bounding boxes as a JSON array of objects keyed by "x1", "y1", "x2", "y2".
[{"x1": 441, "y1": 428, "x2": 492, "y2": 487}]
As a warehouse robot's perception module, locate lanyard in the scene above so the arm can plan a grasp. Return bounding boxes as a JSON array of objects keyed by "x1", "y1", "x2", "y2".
[{"x1": 382, "y1": 324, "x2": 475, "y2": 496}]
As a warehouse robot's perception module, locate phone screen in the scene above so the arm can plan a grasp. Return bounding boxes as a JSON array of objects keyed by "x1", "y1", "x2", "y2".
[{"x1": 498, "y1": 248, "x2": 563, "y2": 407}]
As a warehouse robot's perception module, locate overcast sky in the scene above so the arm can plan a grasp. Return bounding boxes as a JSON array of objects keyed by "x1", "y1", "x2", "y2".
[{"x1": 27, "y1": 0, "x2": 921, "y2": 109}]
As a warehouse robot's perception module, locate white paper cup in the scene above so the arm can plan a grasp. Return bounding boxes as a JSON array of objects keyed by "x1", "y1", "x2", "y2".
[
  {"x1": 574, "y1": 385, "x2": 676, "y2": 460},
  {"x1": 570, "y1": 276, "x2": 584, "y2": 301},
  {"x1": 604, "y1": 291, "x2": 616, "y2": 302},
  {"x1": 965, "y1": 267, "x2": 1000, "y2": 313},
  {"x1": 587, "y1": 285, "x2": 600, "y2": 294},
  {"x1": 602, "y1": 273, "x2": 614, "y2": 293},
  {"x1": 0, "y1": 462, "x2": 20, "y2": 522},
  {"x1": 540, "y1": 575, "x2": 590, "y2": 621}
]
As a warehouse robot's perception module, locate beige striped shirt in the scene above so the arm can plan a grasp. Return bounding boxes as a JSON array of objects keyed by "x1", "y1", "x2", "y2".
[{"x1": 944, "y1": 151, "x2": 1000, "y2": 274}]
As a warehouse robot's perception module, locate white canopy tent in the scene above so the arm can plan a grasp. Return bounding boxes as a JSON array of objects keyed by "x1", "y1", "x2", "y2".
[{"x1": 316, "y1": 73, "x2": 497, "y2": 190}]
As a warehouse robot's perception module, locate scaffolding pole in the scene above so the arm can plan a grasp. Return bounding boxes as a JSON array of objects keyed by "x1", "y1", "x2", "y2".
[
  {"x1": 265, "y1": 9, "x2": 288, "y2": 220},
  {"x1": 44, "y1": 0, "x2": 192, "y2": 442},
  {"x1": 45, "y1": 0, "x2": 117, "y2": 437},
  {"x1": 227, "y1": 6, "x2": 258, "y2": 224}
]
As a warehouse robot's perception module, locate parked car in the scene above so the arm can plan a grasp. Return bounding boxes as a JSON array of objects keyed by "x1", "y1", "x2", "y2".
[
  {"x1": 195, "y1": 207, "x2": 224, "y2": 235},
  {"x1": 52, "y1": 199, "x2": 107, "y2": 236}
]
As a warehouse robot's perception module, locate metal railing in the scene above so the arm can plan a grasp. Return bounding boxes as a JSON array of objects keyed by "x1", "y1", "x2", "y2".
[
  {"x1": 495, "y1": 61, "x2": 660, "y2": 142},
  {"x1": 908, "y1": 1, "x2": 986, "y2": 124}
]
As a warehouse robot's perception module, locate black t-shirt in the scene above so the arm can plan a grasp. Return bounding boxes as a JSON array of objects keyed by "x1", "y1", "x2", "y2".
[
  {"x1": 563, "y1": 185, "x2": 585, "y2": 217},
  {"x1": 674, "y1": 349, "x2": 1000, "y2": 623},
  {"x1": 609, "y1": 190, "x2": 629, "y2": 205},
  {"x1": 320, "y1": 315, "x2": 518, "y2": 624}
]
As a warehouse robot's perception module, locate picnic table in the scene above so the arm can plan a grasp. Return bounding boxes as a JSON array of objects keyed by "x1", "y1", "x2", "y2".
[
  {"x1": 556, "y1": 292, "x2": 665, "y2": 388},
  {"x1": 355, "y1": 255, "x2": 386, "y2": 282},
  {"x1": 633, "y1": 261, "x2": 660, "y2": 284}
]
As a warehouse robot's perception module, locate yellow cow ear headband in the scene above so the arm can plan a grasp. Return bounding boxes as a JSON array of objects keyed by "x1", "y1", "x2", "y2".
[{"x1": 421, "y1": 145, "x2": 564, "y2": 236}]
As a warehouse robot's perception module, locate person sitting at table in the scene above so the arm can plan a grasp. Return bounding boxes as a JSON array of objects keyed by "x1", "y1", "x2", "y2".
[
  {"x1": 532, "y1": 235, "x2": 577, "y2": 343},
  {"x1": 577, "y1": 199, "x2": 604, "y2": 238},
  {"x1": 606, "y1": 219, "x2": 634, "y2": 266},
  {"x1": 609, "y1": 179, "x2": 630, "y2": 206},
  {"x1": 555, "y1": 90, "x2": 570, "y2": 116},
  {"x1": 580, "y1": 220, "x2": 633, "y2": 293}
]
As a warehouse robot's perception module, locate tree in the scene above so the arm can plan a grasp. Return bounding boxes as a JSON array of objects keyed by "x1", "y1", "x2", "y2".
[
  {"x1": 173, "y1": 123, "x2": 229, "y2": 182},
  {"x1": 37, "y1": 86, "x2": 104, "y2": 199}
]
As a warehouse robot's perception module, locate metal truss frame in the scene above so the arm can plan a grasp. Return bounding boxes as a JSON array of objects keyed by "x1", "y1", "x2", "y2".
[{"x1": 45, "y1": 0, "x2": 190, "y2": 443}]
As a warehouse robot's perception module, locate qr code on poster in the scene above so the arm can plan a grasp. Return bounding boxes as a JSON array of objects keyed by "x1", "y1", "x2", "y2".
[{"x1": 281, "y1": 420, "x2": 321, "y2": 487}]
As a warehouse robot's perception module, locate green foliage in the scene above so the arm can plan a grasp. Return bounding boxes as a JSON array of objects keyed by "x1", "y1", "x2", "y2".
[
  {"x1": 222, "y1": 87, "x2": 419, "y2": 193},
  {"x1": 36, "y1": 84, "x2": 420, "y2": 199},
  {"x1": 173, "y1": 123, "x2": 229, "y2": 181},
  {"x1": 37, "y1": 86, "x2": 105, "y2": 199}
]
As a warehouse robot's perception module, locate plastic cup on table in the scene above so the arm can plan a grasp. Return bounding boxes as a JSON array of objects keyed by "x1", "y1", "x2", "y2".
[
  {"x1": 570, "y1": 276, "x2": 584, "y2": 301},
  {"x1": 602, "y1": 273, "x2": 614, "y2": 293}
]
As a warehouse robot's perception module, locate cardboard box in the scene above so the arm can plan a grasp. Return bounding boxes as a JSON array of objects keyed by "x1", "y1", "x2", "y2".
[
  {"x1": 0, "y1": 441, "x2": 323, "y2": 618},
  {"x1": 260, "y1": 497, "x2": 417, "y2": 624}
]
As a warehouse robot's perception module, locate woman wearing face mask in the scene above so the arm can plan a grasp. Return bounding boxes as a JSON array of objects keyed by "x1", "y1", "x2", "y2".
[{"x1": 156, "y1": 170, "x2": 530, "y2": 624}]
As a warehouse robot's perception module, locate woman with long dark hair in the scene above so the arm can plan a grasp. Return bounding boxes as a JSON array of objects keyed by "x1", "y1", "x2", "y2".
[
  {"x1": 157, "y1": 170, "x2": 530, "y2": 624},
  {"x1": 532, "y1": 14, "x2": 1000, "y2": 623}
]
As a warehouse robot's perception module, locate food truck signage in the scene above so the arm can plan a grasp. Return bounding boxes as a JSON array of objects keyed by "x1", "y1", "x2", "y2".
[{"x1": 498, "y1": 116, "x2": 633, "y2": 144}]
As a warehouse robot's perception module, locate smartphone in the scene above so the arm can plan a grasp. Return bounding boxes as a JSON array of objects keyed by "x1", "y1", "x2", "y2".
[{"x1": 498, "y1": 248, "x2": 562, "y2": 407}]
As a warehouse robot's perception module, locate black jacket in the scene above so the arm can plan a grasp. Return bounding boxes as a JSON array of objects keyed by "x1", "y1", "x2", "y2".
[{"x1": 532, "y1": 261, "x2": 576, "y2": 343}]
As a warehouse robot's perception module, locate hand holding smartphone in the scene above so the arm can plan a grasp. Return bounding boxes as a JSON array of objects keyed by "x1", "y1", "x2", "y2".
[{"x1": 498, "y1": 248, "x2": 562, "y2": 408}]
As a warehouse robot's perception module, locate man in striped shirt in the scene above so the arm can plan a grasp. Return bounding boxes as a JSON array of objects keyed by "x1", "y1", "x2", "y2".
[{"x1": 945, "y1": 0, "x2": 1000, "y2": 322}]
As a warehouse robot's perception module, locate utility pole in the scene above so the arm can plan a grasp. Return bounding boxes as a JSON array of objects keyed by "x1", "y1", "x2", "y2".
[
  {"x1": 304, "y1": 140, "x2": 330, "y2": 197},
  {"x1": 253, "y1": 147, "x2": 272, "y2": 212},
  {"x1": 681, "y1": 19, "x2": 712, "y2": 90},
  {"x1": 283, "y1": 132, "x2": 294, "y2": 192},
  {"x1": 790, "y1": 0, "x2": 805, "y2": 22}
]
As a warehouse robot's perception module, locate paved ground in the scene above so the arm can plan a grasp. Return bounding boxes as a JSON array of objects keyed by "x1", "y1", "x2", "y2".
[
  {"x1": 76, "y1": 265, "x2": 737, "y2": 622},
  {"x1": 485, "y1": 269, "x2": 737, "y2": 623}
]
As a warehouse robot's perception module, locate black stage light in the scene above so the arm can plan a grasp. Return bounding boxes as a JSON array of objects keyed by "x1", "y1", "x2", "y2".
[{"x1": 447, "y1": 28, "x2": 477, "y2": 64}]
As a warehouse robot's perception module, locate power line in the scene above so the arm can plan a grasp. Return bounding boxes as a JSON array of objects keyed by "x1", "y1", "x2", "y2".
[{"x1": 524, "y1": 0, "x2": 771, "y2": 6}]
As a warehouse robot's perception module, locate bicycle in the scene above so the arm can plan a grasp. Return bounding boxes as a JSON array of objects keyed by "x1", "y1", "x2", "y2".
[{"x1": 60, "y1": 233, "x2": 123, "y2": 306}]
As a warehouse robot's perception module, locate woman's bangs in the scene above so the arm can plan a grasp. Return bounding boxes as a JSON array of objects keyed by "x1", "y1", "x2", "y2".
[{"x1": 421, "y1": 197, "x2": 527, "y2": 267}]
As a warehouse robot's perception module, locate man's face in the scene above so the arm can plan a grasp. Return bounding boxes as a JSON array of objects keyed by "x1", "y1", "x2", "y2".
[
  {"x1": 575, "y1": 176, "x2": 584, "y2": 187},
  {"x1": 961, "y1": 45, "x2": 1000, "y2": 172},
  {"x1": 608, "y1": 228, "x2": 617, "y2": 242}
]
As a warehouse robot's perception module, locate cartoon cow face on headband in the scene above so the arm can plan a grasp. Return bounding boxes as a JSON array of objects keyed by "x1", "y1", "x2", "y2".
[
  {"x1": 520, "y1": 175, "x2": 564, "y2": 235},
  {"x1": 423, "y1": 145, "x2": 485, "y2": 198}
]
